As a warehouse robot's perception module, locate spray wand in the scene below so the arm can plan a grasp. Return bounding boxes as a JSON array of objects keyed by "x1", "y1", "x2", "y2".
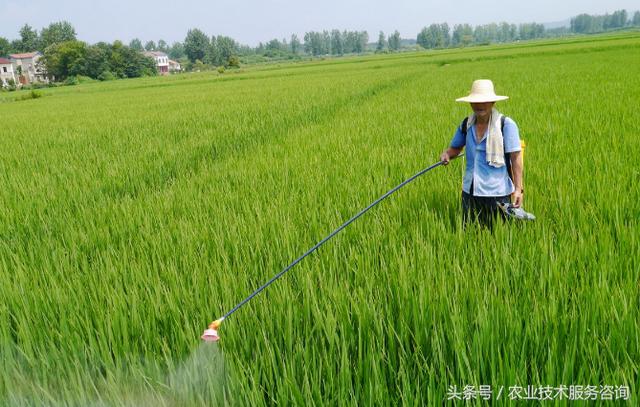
[{"x1": 202, "y1": 157, "x2": 457, "y2": 342}]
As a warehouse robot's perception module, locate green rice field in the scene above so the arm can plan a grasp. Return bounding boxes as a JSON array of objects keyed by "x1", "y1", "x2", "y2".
[{"x1": 1, "y1": 32, "x2": 639, "y2": 405}]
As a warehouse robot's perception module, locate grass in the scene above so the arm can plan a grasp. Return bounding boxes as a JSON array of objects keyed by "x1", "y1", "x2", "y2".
[{"x1": 0, "y1": 31, "x2": 638, "y2": 406}]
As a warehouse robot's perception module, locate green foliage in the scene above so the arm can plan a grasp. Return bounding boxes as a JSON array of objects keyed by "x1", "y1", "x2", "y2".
[
  {"x1": 330, "y1": 30, "x2": 344, "y2": 55},
  {"x1": 518, "y1": 23, "x2": 545, "y2": 40},
  {"x1": 40, "y1": 21, "x2": 77, "y2": 50},
  {"x1": 418, "y1": 23, "x2": 450, "y2": 48},
  {"x1": 63, "y1": 75, "x2": 79, "y2": 85},
  {"x1": 157, "y1": 39, "x2": 168, "y2": 52},
  {"x1": 17, "y1": 23, "x2": 39, "y2": 52},
  {"x1": 168, "y1": 42, "x2": 185, "y2": 59},
  {"x1": 40, "y1": 40, "x2": 156, "y2": 81},
  {"x1": 184, "y1": 28, "x2": 209, "y2": 62},
  {"x1": 97, "y1": 70, "x2": 116, "y2": 81},
  {"x1": 193, "y1": 59, "x2": 208, "y2": 72},
  {"x1": 41, "y1": 40, "x2": 88, "y2": 81},
  {"x1": 290, "y1": 34, "x2": 301, "y2": 54},
  {"x1": 5, "y1": 78, "x2": 17, "y2": 91},
  {"x1": 571, "y1": 10, "x2": 629, "y2": 33},
  {"x1": 388, "y1": 30, "x2": 401, "y2": 51},
  {"x1": 216, "y1": 36, "x2": 239, "y2": 66},
  {"x1": 376, "y1": 31, "x2": 386, "y2": 52},
  {"x1": 129, "y1": 38, "x2": 143, "y2": 51},
  {"x1": 304, "y1": 30, "x2": 368, "y2": 56},
  {"x1": 451, "y1": 23, "x2": 474, "y2": 46},
  {"x1": 227, "y1": 55, "x2": 240, "y2": 68},
  {"x1": 144, "y1": 40, "x2": 157, "y2": 51},
  {"x1": 0, "y1": 37, "x2": 11, "y2": 56},
  {"x1": 14, "y1": 89, "x2": 42, "y2": 100}
]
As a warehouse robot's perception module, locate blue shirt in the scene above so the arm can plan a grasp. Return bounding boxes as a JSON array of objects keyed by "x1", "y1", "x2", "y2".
[{"x1": 450, "y1": 117, "x2": 521, "y2": 197}]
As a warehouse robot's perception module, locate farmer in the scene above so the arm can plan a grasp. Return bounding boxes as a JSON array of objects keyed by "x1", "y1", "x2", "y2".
[{"x1": 440, "y1": 79, "x2": 523, "y2": 228}]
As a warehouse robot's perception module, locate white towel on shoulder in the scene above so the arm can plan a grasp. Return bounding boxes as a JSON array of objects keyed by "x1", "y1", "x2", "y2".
[{"x1": 467, "y1": 108, "x2": 505, "y2": 168}]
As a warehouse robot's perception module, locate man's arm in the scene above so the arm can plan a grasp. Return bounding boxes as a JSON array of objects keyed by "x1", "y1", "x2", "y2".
[
  {"x1": 440, "y1": 147, "x2": 463, "y2": 165},
  {"x1": 510, "y1": 151, "x2": 523, "y2": 207}
]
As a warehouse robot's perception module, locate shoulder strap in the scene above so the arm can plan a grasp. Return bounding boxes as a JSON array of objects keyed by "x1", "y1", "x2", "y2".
[
  {"x1": 461, "y1": 117, "x2": 469, "y2": 136},
  {"x1": 503, "y1": 115, "x2": 513, "y2": 181}
]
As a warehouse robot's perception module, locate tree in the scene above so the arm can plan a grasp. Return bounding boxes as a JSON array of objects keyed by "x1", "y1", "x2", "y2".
[
  {"x1": 290, "y1": 34, "x2": 301, "y2": 54},
  {"x1": 634, "y1": 11, "x2": 640, "y2": 26},
  {"x1": 354, "y1": 31, "x2": 368, "y2": 53},
  {"x1": 376, "y1": 31, "x2": 386, "y2": 52},
  {"x1": 41, "y1": 40, "x2": 87, "y2": 80},
  {"x1": 571, "y1": 13, "x2": 602, "y2": 33},
  {"x1": 216, "y1": 36, "x2": 238, "y2": 66},
  {"x1": 83, "y1": 42, "x2": 110, "y2": 78},
  {"x1": 451, "y1": 24, "x2": 468, "y2": 46},
  {"x1": 144, "y1": 40, "x2": 156, "y2": 51},
  {"x1": 418, "y1": 24, "x2": 449, "y2": 48},
  {"x1": 439, "y1": 23, "x2": 450, "y2": 47},
  {"x1": 331, "y1": 29, "x2": 344, "y2": 55},
  {"x1": 518, "y1": 23, "x2": 545, "y2": 40},
  {"x1": 612, "y1": 10, "x2": 627, "y2": 28},
  {"x1": 304, "y1": 31, "x2": 323, "y2": 55},
  {"x1": 343, "y1": 30, "x2": 356, "y2": 53},
  {"x1": 157, "y1": 39, "x2": 168, "y2": 52},
  {"x1": 264, "y1": 38, "x2": 283, "y2": 57},
  {"x1": 0, "y1": 37, "x2": 11, "y2": 56},
  {"x1": 129, "y1": 38, "x2": 143, "y2": 51},
  {"x1": 168, "y1": 42, "x2": 185, "y2": 59},
  {"x1": 498, "y1": 22, "x2": 515, "y2": 42},
  {"x1": 206, "y1": 36, "x2": 219, "y2": 64},
  {"x1": 184, "y1": 28, "x2": 209, "y2": 62},
  {"x1": 40, "y1": 21, "x2": 76, "y2": 50},
  {"x1": 109, "y1": 41, "x2": 156, "y2": 78},
  {"x1": 388, "y1": 30, "x2": 401, "y2": 51},
  {"x1": 17, "y1": 24, "x2": 39, "y2": 52}
]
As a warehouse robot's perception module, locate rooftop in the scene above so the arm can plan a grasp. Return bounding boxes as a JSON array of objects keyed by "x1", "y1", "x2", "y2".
[
  {"x1": 10, "y1": 52, "x2": 40, "y2": 59},
  {"x1": 143, "y1": 51, "x2": 168, "y2": 57}
]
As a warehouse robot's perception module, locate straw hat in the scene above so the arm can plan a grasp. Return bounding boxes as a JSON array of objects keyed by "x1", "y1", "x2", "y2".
[{"x1": 456, "y1": 79, "x2": 509, "y2": 103}]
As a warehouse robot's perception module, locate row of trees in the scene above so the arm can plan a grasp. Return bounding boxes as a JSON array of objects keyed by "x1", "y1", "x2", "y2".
[
  {"x1": 3, "y1": 8, "x2": 640, "y2": 84},
  {"x1": 302, "y1": 30, "x2": 369, "y2": 56},
  {"x1": 0, "y1": 21, "x2": 157, "y2": 82},
  {"x1": 0, "y1": 22, "x2": 77, "y2": 56},
  {"x1": 182, "y1": 28, "x2": 240, "y2": 66},
  {"x1": 571, "y1": 10, "x2": 639, "y2": 33},
  {"x1": 417, "y1": 22, "x2": 546, "y2": 49},
  {"x1": 41, "y1": 40, "x2": 156, "y2": 81},
  {"x1": 377, "y1": 31, "x2": 401, "y2": 52}
]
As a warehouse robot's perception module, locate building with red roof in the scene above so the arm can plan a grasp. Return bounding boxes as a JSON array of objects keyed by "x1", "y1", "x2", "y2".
[
  {"x1": 0, "y1": 57, "x2": 17, "y2": 88},
  {"x1": 9, "y1": 51, "x2": 48, "y2": 85}
]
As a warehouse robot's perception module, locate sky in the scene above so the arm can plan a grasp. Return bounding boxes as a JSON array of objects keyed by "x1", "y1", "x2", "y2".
[{"x1": 0, "y1": 0, "x2": 638, "y2": 46}]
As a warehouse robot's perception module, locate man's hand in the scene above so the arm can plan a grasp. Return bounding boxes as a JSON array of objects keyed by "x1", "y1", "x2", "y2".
[
  {"x1": 440, "y1": 151, "x2": 450, "y2": 164},
  {"x1": 512, "y1": 189, "x2": 523, "y2": 208}
]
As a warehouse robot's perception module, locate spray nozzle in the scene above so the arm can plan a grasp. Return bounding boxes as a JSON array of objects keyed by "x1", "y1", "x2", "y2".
[{"x1": 201, "y1": 318, "x2": 224, "y2": 342}]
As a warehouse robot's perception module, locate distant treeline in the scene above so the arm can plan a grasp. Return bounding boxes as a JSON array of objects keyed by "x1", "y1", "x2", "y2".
[
  {"x1": 570, "y1": 10, "x2": 636, "y2": 33},
  {"x1": 1, "y1": 8, "x2": 638, "y2": 83}
]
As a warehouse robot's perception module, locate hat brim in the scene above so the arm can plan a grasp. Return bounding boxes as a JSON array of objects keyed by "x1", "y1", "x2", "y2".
[{"x1": 456, "y1": 95, "x2": 509, "y2": 103}]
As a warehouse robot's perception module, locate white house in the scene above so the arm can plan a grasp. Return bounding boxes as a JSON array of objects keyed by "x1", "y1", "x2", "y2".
[
  {"x1": 143, "y1": 51, "x2": 169, "y2": 75},
  {"x1": 9, "y1": 52, "x2": 47, "y2": 84},
  {"x1": 0, "y1": 57, "x2": 17, "y2": 87},
  {"x1": 168, "y1": 59, "x2": 181, "y2": 73}
]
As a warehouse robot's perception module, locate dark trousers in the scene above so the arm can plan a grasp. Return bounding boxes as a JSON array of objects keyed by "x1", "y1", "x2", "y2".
[{"x1": 462, "y1": 186, "x2": 510, "y2": 229}]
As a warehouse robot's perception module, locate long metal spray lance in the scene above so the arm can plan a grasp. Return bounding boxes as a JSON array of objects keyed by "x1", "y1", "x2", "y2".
[{"x1": 202, "y1": 156, "x2": 458, "y2": 341}]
